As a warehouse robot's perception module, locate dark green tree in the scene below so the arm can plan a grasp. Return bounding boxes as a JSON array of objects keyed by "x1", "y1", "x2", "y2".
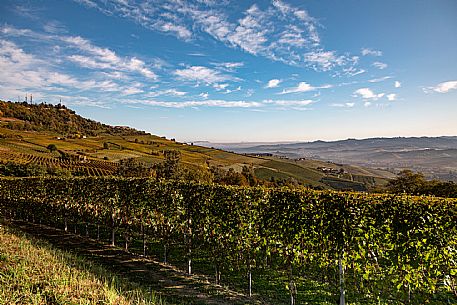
[
  {"x1": 155, "y1": 150, "x2": 181, "y2": 179},
  {"x1": 116, "y1": 158, "x2": 153, "y2": 177},
  {"x1": 386, "y1": 170, "x2": 426, "y2": 194},
  {"x1": 47, "y1": 144, "x2": 57, "y2": 152}
]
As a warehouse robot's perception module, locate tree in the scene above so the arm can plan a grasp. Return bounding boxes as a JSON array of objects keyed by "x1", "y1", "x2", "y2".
[
  {"x1": 241, "y1": 165, "x2": 257, "y2": 186},
  {"x1": 155, "y1": 150, "x2": 181, "y2": 179},
  {"x1": 386, "y1": 170, "x2": 426, "y2": 194},
  {"x1": 47, "y1": 144, "x2": 57, "y2": 152},
  {"x1": 116, "y1": 158, "x2": 154, "y2": 177}
]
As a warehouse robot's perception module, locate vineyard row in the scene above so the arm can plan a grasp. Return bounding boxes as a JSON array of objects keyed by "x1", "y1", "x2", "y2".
[{"x1": 0, "y1": 177, "x2": 456, "y2": 304}]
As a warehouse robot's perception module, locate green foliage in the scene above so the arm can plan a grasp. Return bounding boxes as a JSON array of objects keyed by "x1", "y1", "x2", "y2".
[
  {"x1": 155, "y1": 150, "x2": 181, "y2": 179},
  {"x1": 0, "y1": 100, "x2": 147, "y2": 136},
  {"x1": 0, "y1": 177, "x2": 455, "y2": 304},
  {"x1": 386, "y1": 169, "x2": 457, "y2": 197},
  {"x1": 0, "y1": 162, "x2": 71, "y2": 177},
  {"x1": 47, "y1": 143, "x2": 57, "y2": 152},
  {"x1": 116, "y1": 158, "x2": 153, "y2": 177}
]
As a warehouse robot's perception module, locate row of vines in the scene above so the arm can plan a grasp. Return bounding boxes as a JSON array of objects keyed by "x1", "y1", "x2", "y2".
[{"x1": 0, "y1": 177, "x2": 456, "y2": 304}]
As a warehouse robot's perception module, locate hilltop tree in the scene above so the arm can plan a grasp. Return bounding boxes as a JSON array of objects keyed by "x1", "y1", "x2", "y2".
[{"x1": 47, "y1": 144, "x2": 57, "y2": 152}]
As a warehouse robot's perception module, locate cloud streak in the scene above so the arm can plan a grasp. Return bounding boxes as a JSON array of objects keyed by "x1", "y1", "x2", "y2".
[
  {"x1": 424, "y1": 80, "x2": 457, "y2": 93},
  {"x1": 74, "y1": 0, "x2": 360, "y2": 73},
  {"x1": 174, "y1": 66, "x2": 238, "y2": 85},
  {"x1": 280, "y1": 81, "x2": 332, "y2": 94}
]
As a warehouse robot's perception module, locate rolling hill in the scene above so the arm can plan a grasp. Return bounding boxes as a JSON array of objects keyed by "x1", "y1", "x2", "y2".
[
  {"x1": 0, "y1": 100, "x2": 395, "y2": 190},
  {"x1": 197, "y1": 136, "x2": 457, "y2": 182}
]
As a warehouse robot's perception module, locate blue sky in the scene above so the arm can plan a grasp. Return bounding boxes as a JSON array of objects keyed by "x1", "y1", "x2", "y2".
[{"x1": 0, "y1": 0, "x2": 456, "y2": 142}]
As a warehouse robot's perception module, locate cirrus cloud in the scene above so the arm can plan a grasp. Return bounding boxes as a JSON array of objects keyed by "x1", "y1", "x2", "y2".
[{"x1": 424, "y1": 80, "x2": 457, "y2": 93}]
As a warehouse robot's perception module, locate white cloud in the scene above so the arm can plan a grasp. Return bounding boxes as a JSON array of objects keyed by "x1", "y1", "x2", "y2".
[
  {"x1": 146, "y1": 89, "x2": 187, "y2": 97},
  {"x1": 264, "y1": 99, "x2": 314, "y2": 106},
  {"x1": 67, "y1": 55, "x2": 112, "y2": 69},
  {"x1": 122, "y1": 97, "x2": 316, "y2": 109},
  {"x1": 364, "y1": 101, "x2": 372, "y2": 107},
  {"x1": 354, "y1": 88, "x2": 385, "y2": 100},
  {"x1": 266, "y1": 79, "x2": 281, "y2": 88},
  {"x1": 199, "y1": 92, "x2": 209, "y2": 99},
  {"x1": 387, "y1": 93, "x2": 397, "y2": 101},
  {"x1": 74, "y1": 1, "x2": 360, "y2": 74},
  {"x1": 160, "y1": 22, "x2": 192, "y2": 40},
  {"x1": 213, "y1": 62, "x2": 244, "y2": 71},
  {"x1": 425, "y1": 80, "x2": 457, "y2": 93},
  {"x1": 62, "y1": 36, "x2": 159, "y2": 79},
  {"x1": 0, "y1": 38, "x2": 151, "y2": 105},
  {"x1": 174, "y1": 66, "x2": 236, "y2": 84},
  {"x1": 43, "y1": 21, "x2": 67, "y2": 34},
  {"x1": 372, "y1": 61, "x2": 387, "y2": 69},
  {"x1": 331, "y1": 102, "x2": 355, "y2": 108},
  {"x1": 124, "y1": 99, "x2": 262, "y2": 108},
  {"x1": 123, "y1": 87, "x2": 144, "y2": 95},
  {"x1": 368, "y1": 76, "x2": 392, "y2": 83},
  {"x1": 303, "y1": 50, "x2": 347, "y2": 71},
  {"x1": 226, "y1": 4, "x2": 270, "y2": 55},
  {"x1": 245, "y1": 88, "x2": 255, "y2": 97},
  {"x1": 213, "y1": 83, "x2": 229, "y2": 91},
  {"x1": 361, "y1": 48, "x2": 382, "y2": 56},
  {"x1": 280, "y1": 81, "x2": 332, "y2": 94},
  {"x1": 2, "y1": 25, "x2": 159, "y2": 80},
  {"x1": 223, "y1": 86, "x2": 241, "y2": 94},
  {"x1": 341, "y1": 67, "x2": 365, "y2": 77},
  {"x1": 395, "y1": 81, "x2": 401, "y2": 88}
]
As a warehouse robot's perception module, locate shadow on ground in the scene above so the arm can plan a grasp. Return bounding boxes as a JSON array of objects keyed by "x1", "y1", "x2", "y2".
[{"x1": 10, "y1": 220, "x2": 268, "y2": 305}]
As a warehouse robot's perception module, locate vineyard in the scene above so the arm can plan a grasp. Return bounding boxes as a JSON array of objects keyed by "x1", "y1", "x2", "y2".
[
  {"x1": 0, "y1": 177, "x2": 456, "y2": 304},
  {"x1": 0, "y1": 149, "x2": 117, "y2": 176}
]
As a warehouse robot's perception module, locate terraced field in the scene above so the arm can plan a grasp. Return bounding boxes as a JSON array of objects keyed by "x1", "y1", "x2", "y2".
[{"x1": 0, "y1": 104, "x2": 394, "y2": 188}]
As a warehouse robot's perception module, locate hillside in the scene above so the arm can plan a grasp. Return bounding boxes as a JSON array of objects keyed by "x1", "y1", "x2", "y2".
[
  {"x1": 0, "y1": 100, "x2": 394, "y2": 190},
  {"x1": 199, "y1": 136, "x2": 457, "y2": 182}
]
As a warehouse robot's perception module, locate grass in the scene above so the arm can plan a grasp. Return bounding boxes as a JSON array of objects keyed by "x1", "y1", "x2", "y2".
[
  {"x1": 4, "y1": 220, "x2": 454, "y2": 305},
  {"x1": 0, "y1": 224, "x2": 164, "y2": 305}
]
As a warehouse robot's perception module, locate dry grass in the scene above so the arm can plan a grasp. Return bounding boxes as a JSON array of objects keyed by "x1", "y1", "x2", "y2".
[{"x1": 0, "y1": 224, "x2": 164, "y2": 305}]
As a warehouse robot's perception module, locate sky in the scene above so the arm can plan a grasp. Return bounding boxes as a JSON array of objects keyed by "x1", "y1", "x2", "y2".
[{"x1": 0, "y1": 0, "x2": 456, "y2": 142}]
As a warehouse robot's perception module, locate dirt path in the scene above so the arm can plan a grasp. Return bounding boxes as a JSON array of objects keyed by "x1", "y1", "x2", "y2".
[{"x1": 9, "y1": 220, "x2": 269, "y2": 305}]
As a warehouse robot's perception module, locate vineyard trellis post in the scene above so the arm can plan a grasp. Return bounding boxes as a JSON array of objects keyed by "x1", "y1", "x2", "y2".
[{"x1": 339, "y1": 254, "x2": 346, "y2": 305}]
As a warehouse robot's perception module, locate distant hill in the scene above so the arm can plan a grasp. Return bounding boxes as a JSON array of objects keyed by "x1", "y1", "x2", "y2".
[
  {"x1": 0, "y1": 100, "x2": 395, "y2": 190},
  {"x1": 197, "y1": 136, "x2": 457, "y2": 182}
]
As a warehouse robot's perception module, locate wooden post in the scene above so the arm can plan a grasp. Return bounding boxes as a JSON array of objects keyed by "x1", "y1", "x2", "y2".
[
  {"x1": 164, "y1": 243, "x2": 168, "y2": 263},
  {"x1": 288, "y1": 259, "x2": 296, "y2": 305},
  {"x1": 248, "y1": 269, "x2": 252, "y2": 297},
  {"x1": 111, "y1": 215, "x2": 115, "y2": 247},
  {"x1": 187, "y1": 218, "x2": 192, "y2": 275},
  {"x1": 124, "y1": 229, "x2": 129, "y2": 252},
  {"x1": 339, "y1": 256, "x2": 346, "y2": 305},
  {"x1": 141, "y1": 223, "x2": 147, "y2": 256},
  {"x1": 215, "y1": 263, "x2": 221, "y2": 285}
]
